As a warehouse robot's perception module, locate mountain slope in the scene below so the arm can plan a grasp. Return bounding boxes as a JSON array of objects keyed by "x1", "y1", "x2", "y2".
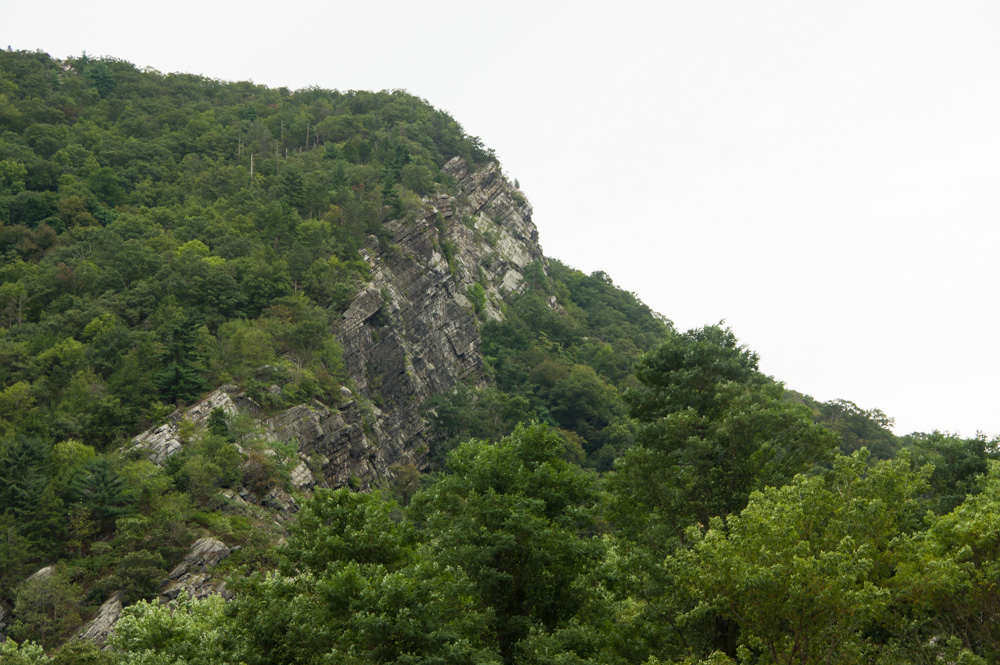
[
  {"x1": 3, "y1": 50, "x2": 1000, "y2": 665},
  {"x1": 0, "y1": 50, "x2": 670, "y2": 648}
]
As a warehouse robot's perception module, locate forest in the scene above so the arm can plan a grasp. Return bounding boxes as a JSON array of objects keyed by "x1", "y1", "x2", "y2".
[{"x1": 1, "y1": 49, "x2": 999, "y2": 664}]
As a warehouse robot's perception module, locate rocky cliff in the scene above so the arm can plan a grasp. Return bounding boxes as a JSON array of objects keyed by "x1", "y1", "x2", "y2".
[
  {"x1": 129, "y1": 157, "x2": 542, "y2": 492},
  {"x1": 83, "y1": 157, "x2": 544, "y2": 645},
  {"x1": 333, "y1": 157, "x2": 543, "y2": 482}
]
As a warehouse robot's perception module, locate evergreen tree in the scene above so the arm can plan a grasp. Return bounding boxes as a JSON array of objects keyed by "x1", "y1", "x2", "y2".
[{"x1": 68, "y1": 457, "x2": 133, "y2": 533}]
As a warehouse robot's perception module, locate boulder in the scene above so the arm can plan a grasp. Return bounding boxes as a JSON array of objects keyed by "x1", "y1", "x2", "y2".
[{"x1": 26, "y1": 564, "x2": 56, "y2": 582}]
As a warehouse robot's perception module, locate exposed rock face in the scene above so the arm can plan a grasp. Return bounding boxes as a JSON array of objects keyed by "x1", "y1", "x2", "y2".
[
  {"x1": 26, "y1": 565, "x2": 56, "y2": 582},
  {"x1": 290, "y1": 460, "x2": 316, "y2": 490},
  {"x1": 132, "y1": 389, "x2": 238, "y2": 464},
  {"x1": 73, "y1": 159, "x2": 541, "y2": 652},
  {"x1": 161, "y1": 537, "x2": 232, "y2": 602},
  {"x1": 169, "y1": 537, "x2": 231, "y2": 576},
  {"x1": 266, "y1": 393, "x2": 379, "y2": 489},
  {"x1": 76, "y1": 592, "x2": 122, "y2": 645},
  {"x1": 334, "y1": 157, "x2": 543, "y2": 475},
  {"x1": 77, "y1": 538, "x2": 234, "y2": 647}
]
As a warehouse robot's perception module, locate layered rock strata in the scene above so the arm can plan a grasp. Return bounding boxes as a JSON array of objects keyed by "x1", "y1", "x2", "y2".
[
  {"x1": 335, "y1": 157, "x2": 543, "y2": 475},
  {"x1": 161, "y1": 537, "x2": 233, "y2": 602},
  {"x1": 132, "y1": 389, "x2": 238, "y2": 464},
  {"x1": 76, "y1": 592, "x2": 122, "y2": 646}
]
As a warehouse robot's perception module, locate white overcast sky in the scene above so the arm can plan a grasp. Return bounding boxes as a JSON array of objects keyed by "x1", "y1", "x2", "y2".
[{"x1": 5, "y1": 1, "x2": 999, "y2": 437}]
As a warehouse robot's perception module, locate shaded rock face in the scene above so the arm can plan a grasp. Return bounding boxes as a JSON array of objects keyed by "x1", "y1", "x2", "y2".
[
  {"x1": 266, "y1": 397, "x2": 377, "y2": 489},
  {"x1": 73, "y1": 164, "x2": 541, "y2": 652},
  {"x1": 335, "y1": 157, "x2": 543, "y2": 475}
]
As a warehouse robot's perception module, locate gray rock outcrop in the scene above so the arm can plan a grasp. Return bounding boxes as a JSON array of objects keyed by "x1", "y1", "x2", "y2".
[
  {"x1": 266, "y1": 394, "x2": 378, "y2": 489},
  {"x1": 161, "y1": 537, "x2": 232, "y2": 602},
  {"x1": 132, "y1": 389, "x2": 238, "y2": 464},
  {"x1": 290, "y1": 460, "x2": 316, "y2": 490},
  {"x1": 77, "y1": 538, "x2": 234, "y2": 647},
  {"x1": 70, "y1": 158, "x2": 544, "y2": 656},
  {"x1": 168, "y1": 537, "x2": 231, "y2": 578},
  {"x1": 124, "y1": 159, "x2": 543, "y2": 491},
  {"x1": 333, "y1": 157, "x2": 543, "y2": 476},
  {"x1": 76, "y1": 591, "x2": 122, "y2": 645},
  {"x1": 26, "y1": 564, "x2": 55, "y2": 582}
]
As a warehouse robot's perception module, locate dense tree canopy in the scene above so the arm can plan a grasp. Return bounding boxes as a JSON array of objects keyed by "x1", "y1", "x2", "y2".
[{"x1": 612, "y1": 325, "x2": 839, "y2": 546}]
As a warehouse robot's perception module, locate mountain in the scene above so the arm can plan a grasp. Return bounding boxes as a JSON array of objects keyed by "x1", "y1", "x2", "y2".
[
  {"x1": 0, "y1": 49, "x2": 669, "y2": 647},
  {"x1": 2, "y1": 50, "x2": 999, "y2": 665}
]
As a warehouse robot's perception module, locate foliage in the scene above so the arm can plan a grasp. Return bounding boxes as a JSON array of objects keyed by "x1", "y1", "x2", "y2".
[
  {"x1": 611, "y1": 325, "x2": 839, "y2": 548},
  {"x1": 787, "y1": 391, "x2": 900, "y2": 459},
  {"x1": 111, "y1": 594, "x2": 232, "y2": 665},
  {"x1": 896, "y1": 461, "x2": 1000, "y2": 661},
  {"x1": 8, "y1": 567, "x2": 83, "y2": 648},
  {"x1": 411, "y1": 423, "x2": 604, "y2": 664},
  {"x1": 659, "y1": 451, "x2": 931, "y2": 663},
  {"x1": 901, "y1": 429, "x2": 1000, "y2": 513},
  {"x1": 281, "y1": 487, "x2": 411, "y2": 573},
  {"x1": 0, "y1": 638, "x2": 50, "y2": 665},
  {"x1": 474, "y1": 260, "x2": 672, "y2": 465},
  {"x1": 0, "y1": 46, "x2": 485, "y2": 563},
  {"x1": 423, "y1": 383, "x2": 537, "y2": 465}
]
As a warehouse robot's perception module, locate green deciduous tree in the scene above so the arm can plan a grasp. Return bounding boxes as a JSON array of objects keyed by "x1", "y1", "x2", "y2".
[
  {"x1": 200, "y1": 486, "x2": 493, "y2": 665},
  {"x1": 627, "y1": 324, "x2": 763, "y2": 421},
  {"x1": 0, "y1": 159, "x2": 27, "y2": 196},
  {"x1": 894, "y1": 461, "x2": 1000, "y2": 662},
  {"x1": 627, "y1": 451, "x2": 933, "y2": 664},
  {"x1": 9, "y1": 567, "x2": 83, "y2": 648},
  {"x1": 411, "y1": 422, "x2": 603, "y2": 664},
  {"x1": 903, "y1": 430, "x2": 1000, "y2": 514},
  {"x1": 282, "y1": 488, "x2": 411, "y2": 574},
  {"x1": 0, "y1": 638, "x2": 50, "y2": 665},
  {"x1": 613, "y1": 325, "x2": 838, "y2": 548},
  {"x1": 424, "y1": 383, "x2": 537, "y2": 465},
  {"x1": 104, "y1": 549, "x2": 168, "y2": 605},
  {"x1": 111, "y1": 594, "x2": 232, "y2": 665}
]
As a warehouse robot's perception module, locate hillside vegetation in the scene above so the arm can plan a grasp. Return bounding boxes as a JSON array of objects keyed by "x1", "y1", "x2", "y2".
[{"x1": 1, "y1": 50, "x2": 999, "y2": 665}]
